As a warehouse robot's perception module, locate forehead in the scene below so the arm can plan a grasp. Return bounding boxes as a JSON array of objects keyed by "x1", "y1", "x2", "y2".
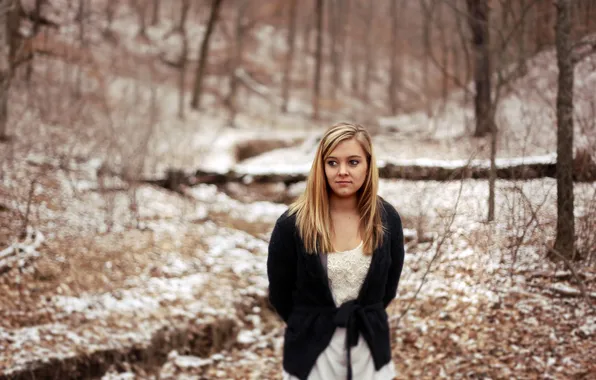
[{"x1": 327, "y1": 138, "x2": 365, "y2": 157}]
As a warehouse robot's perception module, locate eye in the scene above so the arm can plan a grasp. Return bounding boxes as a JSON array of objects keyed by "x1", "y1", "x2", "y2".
[
  {"x1": 349, "y1": 160, "x2": 360, "y2": 166},
  {"x1": 327, "y1": 160, "x2": 337, "y2": 167}
]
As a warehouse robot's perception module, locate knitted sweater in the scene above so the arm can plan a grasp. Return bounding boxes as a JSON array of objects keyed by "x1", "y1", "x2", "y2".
[{"x1": 267, "y1": 198, "x2": 405, "y2": 380}]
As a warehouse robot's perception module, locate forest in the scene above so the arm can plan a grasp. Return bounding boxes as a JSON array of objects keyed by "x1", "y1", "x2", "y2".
[{"x1": 0, "y1": 0, "x2": 595, "y2": 379}]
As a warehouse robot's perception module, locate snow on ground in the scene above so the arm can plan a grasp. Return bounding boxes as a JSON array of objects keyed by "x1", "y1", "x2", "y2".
[
  {"x1": 150, "y1": 176, "x2": 595, "y2": 379},
  {"x1": 1, "y1": 154, "x2": 594, "y2": 377},
  {"x1": 0, "y1": 218, "x2": 272, "y2": 375}
]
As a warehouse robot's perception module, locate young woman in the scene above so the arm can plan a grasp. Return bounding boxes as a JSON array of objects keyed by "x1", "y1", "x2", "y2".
[{"x1": 267, "y1": 123, "x2": 405, "y2": 380}]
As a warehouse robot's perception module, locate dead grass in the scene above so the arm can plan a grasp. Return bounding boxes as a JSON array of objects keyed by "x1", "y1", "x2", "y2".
[
  {"x1": 207, "y1": 210, "x2": 271, "y2": 241},
  {"x1": 234, "y1": 137, "x2": 302, "y2": 162},
  {"x1": 0, "y1": 225, "x2": 209, "y2": 329}
]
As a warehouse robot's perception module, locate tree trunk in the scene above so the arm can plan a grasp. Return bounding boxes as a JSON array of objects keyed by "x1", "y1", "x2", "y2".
[
  {"x1": 312, "y1": 0, "x2": 323, "y2": 120},
  {"x1": 72, "y1": 0, "x2": 87, "y2": 98},
  {"x1": 190, "y1": 0, "x2": 224, "y2": 110},
  {"x1": 25, "y1": 0, "x2": 43, "y2": 83},
  {"x1": 225, "y1": 0, "x2": 248, "y2": 127},
  {"x1": 466, "y1": 0, "x2": 493, "y2": 137},
  {"x1": 104, "y1": 0, "x2": 116, "y2": 38},
  {"x1": 516, "y1": 0, "x2": 528, "y2": 76},
  {"x1": 438, "y1": 1, "x2": 449, "y2": 102},
  {"x1": 329, "y1": 0, "x2": 341, "y2": 101},
  {"x1": 488, "y1": 116, "x2": 497, "y2": 221},
  {"x1": 151, "y1": 0, "x2": 160, "y2": 25},
  {"x1": 177, "y1": 0, "x2": 190, "y2": 31},
  {"x1": 362, "y1": 0, "x2": 374, "y2": 102},
  {"x1": 300, "y1": 7, "x2": 312, "y2": 76},
  {"x1": 281, "y1": 0, "x2": 298, "y2": 113},
  {"x1": 136, "y1": 0, "x2": 148, "y2": 39},
  {"x1": 350, "y1": 0, "x2": 359, "y2": 96},
  {"x1": 0, "y1": 0, "x2": 12, "y2": 140},
  {"x1": 455, "y1": 4, "x2": 472, "y2": 133},
  {"x1": 178, "y1": 30, "x2": 188, "y2": 119},
  {"x1": 177, "y1": 0, "x2": 190, "y2": 119},
  {"x1": 554, "y1": 0, "x2": 575, "y2": 260},
  {"x1": 388, "y1": 0, "x2": 399, "y2": 114},
  {"x1": 420, "y1": 0, "x2": 434, "y2": 116},
  {"x1": 78, "y1": 0, "x2": 86, "y2": 42},
  {"x1": 535, "y1": 1, "x2": 553, "y2": 52},
  {"x1": 342, "y1": 0, "x2": 351, "y2": 91}
]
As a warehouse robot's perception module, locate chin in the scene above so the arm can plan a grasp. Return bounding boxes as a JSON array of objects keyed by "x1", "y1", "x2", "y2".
[{"x1": 332, "y1": 188, "x2": 357, "y2": 198}]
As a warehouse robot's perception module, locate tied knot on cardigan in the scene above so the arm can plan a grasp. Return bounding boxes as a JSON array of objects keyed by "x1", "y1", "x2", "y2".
[{"x1": 334, "y1": 300, "x2": 383, "y2": 380}]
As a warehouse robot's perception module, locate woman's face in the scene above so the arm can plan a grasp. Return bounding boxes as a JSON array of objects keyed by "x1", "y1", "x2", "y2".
[{"x1": 324, "y1": 138, "x2": 368, "y2": 199}]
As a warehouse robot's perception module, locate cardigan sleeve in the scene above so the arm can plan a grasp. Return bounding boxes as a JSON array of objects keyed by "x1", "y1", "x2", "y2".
[
  {"x1": 267, "y1": 216, "x2": 297, "y2": 322},
  {"x1": 383, "y1": 204, "x2": 405, "y2": 308}
]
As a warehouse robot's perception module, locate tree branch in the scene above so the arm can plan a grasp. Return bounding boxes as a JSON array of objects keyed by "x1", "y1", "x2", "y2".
[
  {"x1": 571, "y1": 41, "x2": 596, "y2": 65},
  {"x1": 547, "y1": 247, "x2": 594, "y2": 309}
]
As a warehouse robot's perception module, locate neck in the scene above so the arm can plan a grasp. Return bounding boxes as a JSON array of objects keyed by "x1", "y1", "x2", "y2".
[{"x1": 329, "y1": 194, "x2": 358, "y2": 213}]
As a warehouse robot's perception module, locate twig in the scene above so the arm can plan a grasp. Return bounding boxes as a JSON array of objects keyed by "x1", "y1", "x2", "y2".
[
  {"x1": 20, "y1": 178, "x2": 37, "y2": 237},
  {"x1": 547, "y1": 247, "x2": 594, "y2": 309},
  {"x1": 246, "y1": 326, "x2": 283, "y2": 353},
  {"x1": 507, "y1": 183, "x2": 552, "y2": 276},
  {"x1": 389, "y1": 151, "x2": 472, "y2": 326}
]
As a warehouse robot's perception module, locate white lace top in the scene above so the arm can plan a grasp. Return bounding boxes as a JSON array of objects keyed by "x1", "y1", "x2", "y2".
[
  {"x1": 327, "y1": 241, "x2": 371, "y2": 306},
  {"x1": 283, "y1": 240, "x2": 396, "y2": 380}
]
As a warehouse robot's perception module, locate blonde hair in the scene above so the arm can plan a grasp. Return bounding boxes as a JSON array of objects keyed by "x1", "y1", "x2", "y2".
[{"x1": 288, "y1": 122, "x2": 384, "y2": 255}]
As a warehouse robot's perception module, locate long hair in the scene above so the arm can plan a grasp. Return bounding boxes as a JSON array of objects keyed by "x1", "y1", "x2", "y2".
[{"x1": 288, "y1": 122, "x2": 384, "y2": 255}]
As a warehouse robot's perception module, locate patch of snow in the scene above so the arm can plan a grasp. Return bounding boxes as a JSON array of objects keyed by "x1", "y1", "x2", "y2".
[
  {"x1": 237, "y1": 329, "x2": 257, "y2": 345},
  {"x1": 186, "y1": 184, "x2": 287, "y2": 224}
]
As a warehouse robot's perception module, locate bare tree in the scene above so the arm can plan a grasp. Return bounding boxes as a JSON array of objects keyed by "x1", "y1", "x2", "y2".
[
  {"x1": 25, "y1": 0, "x2": 43, "y2": 83},
  {"x1": 74, "y1": 0, "x2": 88, "y2": 97},
  {"x1": 225, "y1": 0, "x2": 249, "y2": 126},
  {"x1": 349, "y1": 0, "x2": 360, "y2": 95},
  {"x1": 178, "y1": 32, "x2": 188, "y2": 119},
  {"x1": 454, "y1": 1, "x2": 472, "y2": 132},
  {"x1": 0, "y1": 0, "x2": 12, "y2": 140},
  {"x1": 362, "y1": 0, "x2": 374, "y2": 102},
  {"x1": 420, "y1": 0, "x2": 437, "y2": 116},
  {"x1": 466, "y1": 0, "x2": 493, "y2": 137},
  {"x1": 177, "y1": 0, "x2": 190, "y2": 119},
  {"x1": 328, "y1": 0, "x2": 342, "y2": 101},
  {"x1": 534, "y1": 0, "x2": 554, "y2": 53},
  {"x1": 171, "y1": 0, "x2": 191, "y2": 34},
  {"x1": 388, "y1": 0, "x2": 405, "y2": 114},
  {"x1": 553, "y1": 0, "x2": 575, "y2": 260},
  {"x1": 77, "y1": 0, "x2": 86, "y2": 42},
  {"x1": 299, "y1": 4, "x2": 313, "y2": 76},
  {"x1": 0, "y1": 0, "x2": 19, "y2": 141},
  {"x1": 515, "y1": 0, "x2": 528, "y2": 76},
  {"x1": 312, "y1": 0, "x2": 323, "y2": 120},
  {"x1": 342, "y1": 0, "x2": 352, "y2": 91},
  {"x1": 191, "y1": 0, "x2": 224, "y2": 110},
  {"x1": 281, "y1": 0, "x2": 298, "y2": 113},
  {"x1": 151, "y1": 0, "x2": 160, "y2": 25},
  {"x1": 133, "y1": 0, "x2": 149, "y2": 40},
  {"x1": 104, "y1": 0, "x2": 117, "y2": 39},
  {"x1": 437, "y1": 1, "x2": 449, "y2": 102}
]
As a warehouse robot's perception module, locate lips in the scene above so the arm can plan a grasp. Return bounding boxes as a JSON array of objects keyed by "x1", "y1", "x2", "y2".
[{"x1": 336, "y1": 181, "x2": 351, "y2": 184}]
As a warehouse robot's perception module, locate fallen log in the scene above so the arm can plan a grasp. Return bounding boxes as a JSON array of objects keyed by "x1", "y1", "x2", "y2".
[{"x1": 153, "y1": 153, "x2": 596, "y2": 188}]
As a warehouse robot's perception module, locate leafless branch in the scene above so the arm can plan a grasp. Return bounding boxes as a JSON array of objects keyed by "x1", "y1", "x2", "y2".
[
  {"x1": 547, "y1": 247, "x2": 595, "y2": 309},
  {"x1": 20, "y1": 177, "x2": 37, "y2": 237},
  {"x1": 389, "y1": 150, "x2": 481, "y2": 327}
]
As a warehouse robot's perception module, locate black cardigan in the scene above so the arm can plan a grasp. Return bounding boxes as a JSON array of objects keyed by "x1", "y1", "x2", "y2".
[{"x1": 267, "y1": 198, "x2": 405, "y2": 380}]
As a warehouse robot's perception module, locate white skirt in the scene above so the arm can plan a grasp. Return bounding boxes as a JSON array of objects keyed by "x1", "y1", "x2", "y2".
[{"x1": 282, "y1": 327, "x2": 396, "y2": 380}]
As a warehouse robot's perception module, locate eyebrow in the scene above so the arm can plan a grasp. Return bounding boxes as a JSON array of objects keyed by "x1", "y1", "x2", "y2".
[{"x1": 327, "y1": 155, "x2": 363, "y2": 159}]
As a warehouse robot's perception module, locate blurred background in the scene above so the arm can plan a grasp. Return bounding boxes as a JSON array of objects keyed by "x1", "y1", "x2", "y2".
[{"x1": 0, "y1": 0, "x2": 595, "y2": 379}]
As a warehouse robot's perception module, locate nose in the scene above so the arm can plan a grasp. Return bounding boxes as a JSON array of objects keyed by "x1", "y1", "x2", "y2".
[{"x1": 339, "y1": 163, "x2": 348, "y2": 176}]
